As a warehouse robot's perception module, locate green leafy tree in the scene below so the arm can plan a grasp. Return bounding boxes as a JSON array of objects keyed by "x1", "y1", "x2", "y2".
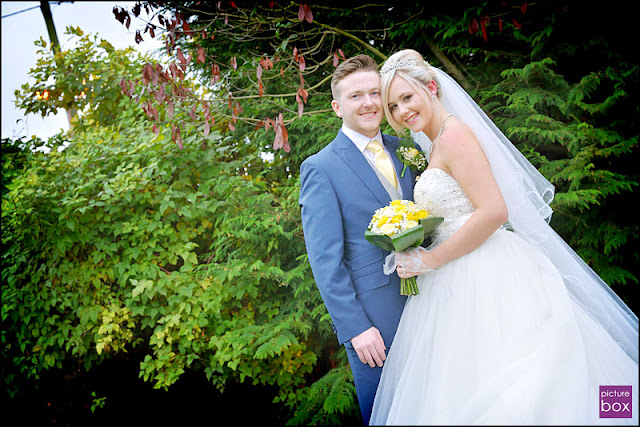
[{"x1": 3, "y1": 28, "x2": 350, "y2": 424}]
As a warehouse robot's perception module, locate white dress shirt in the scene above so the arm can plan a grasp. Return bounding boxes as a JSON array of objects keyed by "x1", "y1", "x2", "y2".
[{"x1": 341, "y1": 124, "x2": 402, "y2": 197}]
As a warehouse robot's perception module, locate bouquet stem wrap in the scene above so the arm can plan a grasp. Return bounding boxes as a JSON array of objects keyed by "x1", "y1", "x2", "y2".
[{"x1": 384, "y1": 248, "x2": 436, "y2": 295}]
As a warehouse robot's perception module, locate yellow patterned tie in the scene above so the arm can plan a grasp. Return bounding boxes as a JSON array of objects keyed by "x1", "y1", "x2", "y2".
[{"x1": 366, "y1": 139, "x2": 397, "y2": 189}]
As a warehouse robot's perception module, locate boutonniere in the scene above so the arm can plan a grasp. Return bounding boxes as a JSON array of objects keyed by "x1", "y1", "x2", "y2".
[{"x1": 396, "y1": 140, "x2": 427, "y2": 178}]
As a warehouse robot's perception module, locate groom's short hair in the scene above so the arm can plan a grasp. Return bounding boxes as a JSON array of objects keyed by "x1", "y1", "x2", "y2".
[{"x1": 331, "y1": 54, "x2": 378, "y2": 100}]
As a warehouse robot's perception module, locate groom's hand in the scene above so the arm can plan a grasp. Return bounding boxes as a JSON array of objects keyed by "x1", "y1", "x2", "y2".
[{"x1": 350, "y1": 327, "x2": 386, "y2": 368}]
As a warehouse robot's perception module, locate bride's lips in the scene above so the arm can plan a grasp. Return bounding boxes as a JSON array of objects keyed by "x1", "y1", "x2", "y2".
[{"x1": 404, "y1": 113, "x2": 418, "y2": 124}]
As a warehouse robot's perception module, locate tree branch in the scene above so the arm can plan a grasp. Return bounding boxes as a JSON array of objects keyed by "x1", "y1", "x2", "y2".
[
  {"x1": 422, "y1": 35, "x2": 473, "y2": 92},
  {"x1": 315, "y1": 21, "x2": 387, "y2": 61}
]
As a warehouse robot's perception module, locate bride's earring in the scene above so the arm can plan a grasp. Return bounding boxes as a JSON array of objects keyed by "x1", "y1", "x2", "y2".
[{"x1": 431, "y1": 93, "x2": 436, "y2": 100}]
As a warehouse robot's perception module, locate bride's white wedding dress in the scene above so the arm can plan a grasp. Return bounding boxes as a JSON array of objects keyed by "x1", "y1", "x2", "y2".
[{"x1": 370, "y1": 168, "x2": 639, "y2": 425}]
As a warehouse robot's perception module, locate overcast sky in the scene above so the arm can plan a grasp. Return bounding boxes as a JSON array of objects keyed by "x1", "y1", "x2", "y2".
[{"x1": 1, "y1": 1, "x2": 163, "y2": 141}]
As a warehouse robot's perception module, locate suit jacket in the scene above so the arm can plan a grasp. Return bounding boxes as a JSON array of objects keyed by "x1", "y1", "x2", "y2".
[{"x1": 299, "y1": 129, "x2": 419, "y2": 345}]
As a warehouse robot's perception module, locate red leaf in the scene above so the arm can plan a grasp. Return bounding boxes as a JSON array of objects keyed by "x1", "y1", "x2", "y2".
[
  {"x1": 512, "y1": 18, "x2": 522, "y2": 29},
  {"x1": 521, "y1": 2, "x2": 527, "y2": 14},
  {"x1": 281, "y1": 125, "x2": 290, "y2": 152},
  {"x1": 197, "y1": 46, "x2": 206, "y2": 64},
  {"x1": 212, "y1": 63, "x2": 221, "y2": 83},
  {"x1": 480, "y1": 16, "x2": 489, "y2": 42},
  {"x1": 258, "y1": 79, "x2": 264, "y2": 97},
  {"x1": 333, "y1": 52, "x2": 339, "y2": 67},
  {"x1": 293, "y1": 47, "x2": 299, "y2": 62},
  {"x1": 172, "y1": 124, "x2": 183, "y2": 149},
  {"x1": 167, "y1": 101, "x2": 175, "y2": 118},
  {"x1": 257, "y1": 63, "x2": 263, "y2": 80},
  {"x1": 176, "y1": 129, "x2": 183, "y2": 149},
  {"x1": 120, "y1": 78, "x2": 128, "y2": 95},
  {"x1": 273, "y1": 128, "x2": 282, "y2": 150},
  {"x1": 135, "y1": 30, "x2": 143, "y2": 44},
  {"x1": 177, "y1": 48, "x2": 187, "y2": 68},
  {"x1": 204, "y1": 120, "x2": 210, "y2": 138},
  {"x1": 469, "y1": 17, "x2": 479, "y2": 34},
  {"x1": 498, "y1": 17, "x2": 503, "y2": 31},
  {"x1": 228, "y1": 122, "x2": 235, "y2": 131},
  {"x1": 154, "y1": 85, "x2": 165, "y2": 102},
  {"x1": 338, "y1": 49, "x2": 345, "y2": 60},
  {"x1": 304, "y1": 4, "x2": 313, "y2": 23},
  {"x1": 149, "y1": 25, "x2": 155, "y2": 38},
  {"x1": 272, "y1": 112, "x2": 290, "y2": 152},
  {"x1": 142, "y1": 63, "x2": 153, "y2": 84},
  {"x1": 298, "y1": 3, "x2": 305, "y2": 22},
  {"x1": 298, "y1": 87, "x2": 308, "y2": 103},
  {"x1": 112, "y1": 7, "x2": 125, "y2": 24},
  {"x1": 230, "y1": 56, "x2": 237, "y2": 70},
  {"x1": 298, "y1": 55, "x2": 306, "y2": 72},
  {"x1": 182, "y1": 19, "x2": 191, "y2": 35},
  {"x1": 296, "y1": 93, "x2": 304, "y2": 118}
]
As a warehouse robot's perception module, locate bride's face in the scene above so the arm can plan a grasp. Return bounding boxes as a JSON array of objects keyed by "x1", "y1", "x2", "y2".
[{"x1": 387, "y1": 75, "x2": 434, "y2": 133}]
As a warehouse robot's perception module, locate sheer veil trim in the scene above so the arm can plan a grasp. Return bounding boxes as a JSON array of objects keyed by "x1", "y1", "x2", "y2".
[{"x1": 411, "y1": 67, "x2": 638, "y2": 361}]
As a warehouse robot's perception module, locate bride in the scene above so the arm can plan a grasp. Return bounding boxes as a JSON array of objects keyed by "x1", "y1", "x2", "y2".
[{"x1": 370, "y1": 49, "x2": 638, "y2": 425}]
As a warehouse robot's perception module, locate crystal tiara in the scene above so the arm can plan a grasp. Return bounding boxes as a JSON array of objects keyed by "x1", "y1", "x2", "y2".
[{"x1": 380, "y1": 59, "x2": 425, "y2": 75}]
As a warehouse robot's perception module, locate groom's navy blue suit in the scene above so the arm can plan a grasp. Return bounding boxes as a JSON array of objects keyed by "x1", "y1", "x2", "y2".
[{"x1": 299, "y1": 129, "x2": 418, "y2": 424}]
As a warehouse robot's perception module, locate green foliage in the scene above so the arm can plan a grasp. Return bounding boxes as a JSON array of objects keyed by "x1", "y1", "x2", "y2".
[
  {"x1": 2, "y1": 31, "x2": 339, "y2": 422},
  {"x1": 14, "y1": 26, "x2": 146, "y2": 130},
  {"x1": 1, "y1": 108, "x2": 336, "y2": 413},
  {"x1": 480, "y1": 58, "x2": 639, "y2": 290},
  {"x1": 287, "y1": 363, "x2": 360, "y2": 425}
]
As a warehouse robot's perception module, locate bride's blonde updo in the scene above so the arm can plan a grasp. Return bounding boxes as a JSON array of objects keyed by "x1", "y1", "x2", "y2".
[{"x1": 380, "y1": 49, "x2": 441, "y2": 134}]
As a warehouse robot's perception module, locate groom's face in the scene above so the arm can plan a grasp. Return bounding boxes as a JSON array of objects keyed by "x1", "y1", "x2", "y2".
[{"x1": 331, "y1": 70, "x2": 383, "y2": 139}]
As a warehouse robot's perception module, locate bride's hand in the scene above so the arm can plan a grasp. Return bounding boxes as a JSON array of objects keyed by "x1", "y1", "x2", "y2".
[{"x1": 396, "y1": 247, "x2": 435, "y2": 278}]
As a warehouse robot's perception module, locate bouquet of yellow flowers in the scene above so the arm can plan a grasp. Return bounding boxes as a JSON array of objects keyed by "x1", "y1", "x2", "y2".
[{"x1": 365, "y1": 200, "x2": 443, "y2": 295}]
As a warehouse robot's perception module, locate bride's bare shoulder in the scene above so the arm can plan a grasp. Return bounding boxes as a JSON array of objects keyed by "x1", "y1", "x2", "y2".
[{"x1": 438, "y1": 118, "x2": 485, "y2": 162}]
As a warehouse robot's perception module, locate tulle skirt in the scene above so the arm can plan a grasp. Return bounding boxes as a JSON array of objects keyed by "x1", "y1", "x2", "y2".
[{"x1": 370, "y1": 230, "x2": 638, "y2": 425}]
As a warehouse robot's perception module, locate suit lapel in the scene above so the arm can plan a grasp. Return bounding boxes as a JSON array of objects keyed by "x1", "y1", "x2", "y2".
[{"x1": 332, "y1": 131, "x2": 391, "y2": 206}]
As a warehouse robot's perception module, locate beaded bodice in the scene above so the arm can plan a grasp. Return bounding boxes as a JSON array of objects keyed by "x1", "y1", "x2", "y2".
[{"x1": 414, "y1": 168, "x2": 475, "y2": 246}]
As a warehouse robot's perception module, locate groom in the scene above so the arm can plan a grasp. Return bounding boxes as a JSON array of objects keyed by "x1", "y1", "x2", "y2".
[{"x1": 299, "y1": 54, "x2": 419, "y2": 424}]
